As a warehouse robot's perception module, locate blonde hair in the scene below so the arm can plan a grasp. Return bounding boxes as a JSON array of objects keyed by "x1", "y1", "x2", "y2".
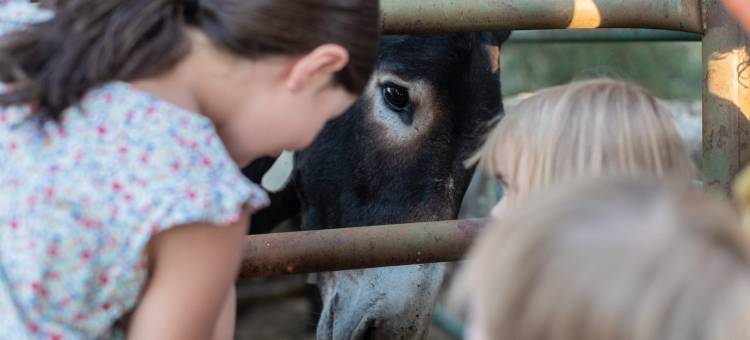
[
  {"x1": 455, "y1": 178, "x2": 750, "y2": 340},
  {"x1": 470, "y1": 78, "x2": 695, "y2": 196}
]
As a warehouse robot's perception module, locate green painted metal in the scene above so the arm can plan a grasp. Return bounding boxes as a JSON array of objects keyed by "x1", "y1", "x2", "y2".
[
  {"x1": 508, "y1": 29, "x2": 702, "y2": 43},
  {"x1": 431, "y1": 306, "x2": 465, "y2": 340},
  {"x1": 702, "y1": 0, "x2": 750, "y2": 193},
  {"x1": 381, "y1": 0, "x2": 703, "y2": 34}
]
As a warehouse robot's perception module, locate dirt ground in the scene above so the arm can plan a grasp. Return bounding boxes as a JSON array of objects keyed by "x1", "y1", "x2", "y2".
[
  {"x1": 235, "y1": 297, "x2": 455, "y2": 340},
  {"x1": 234, "y1": 275, "x2": 457, "y2": 340}
]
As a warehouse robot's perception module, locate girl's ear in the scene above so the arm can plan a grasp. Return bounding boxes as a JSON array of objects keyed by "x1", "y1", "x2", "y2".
[{"x1": 285, "y1": 44, "x2": 350, "y2": 92}]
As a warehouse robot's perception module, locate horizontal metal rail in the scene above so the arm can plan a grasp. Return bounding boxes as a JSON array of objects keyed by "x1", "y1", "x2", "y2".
[
  {"x1": 381, "y1": 0, "x2": 703, "y2": 34},
  {"x1": 241, "y1": 219, "x2": 486, "y2": 277},
  {"x1": 508, "y1": 29, "x2": 702, "y2": 43}
]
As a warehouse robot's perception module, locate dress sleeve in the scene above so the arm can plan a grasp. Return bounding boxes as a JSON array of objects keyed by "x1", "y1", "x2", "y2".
[
  {"x1": 138, "y1": 118, "x2": 271, "y2": 233},
  {"x1": 0, "y1": 1, "x2": 54, "y2": 36}
]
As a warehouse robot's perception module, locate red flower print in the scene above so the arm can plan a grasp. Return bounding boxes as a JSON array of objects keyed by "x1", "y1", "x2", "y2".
[
  {"x1": 81, "y1": 250, "x2": 92, "y2": 260},
  {"x1": 118, "y1": 146, "x2": 128, "y2": 154},
  {"x1": 112, "y1": 181, "x2": 123, "y2": 192},
  {"x1": 9, "y1": 142, "x2": 17, "y2": 151},
  {"x1": 10, "y1": 219, "x2": 18, "y2": 230},
  {"x1": 171, "y1": 162, "x2": 181, "y2": 172},
  {"x1": 102, "y1": 303, "x2": 111, "y2": 311},
  {"x1": 99, "y1": 274, "x2": 108, "y2": 285},
  {"x1": 45, "y1": 187, "x2": 55, "y2": 200},
  {"x1": 31, "y1": 282, "x2": 48, "y2": 298},
  {"x1": 98, "y1": 125, "x2": 107, "y2": 136},
  {"x1": 202, "y1": 156, "x2": 212, "y2": 167},
  {"x1": 80, "y1": 219, "x2": 100, "y2": 229},
  {"x1": 28, "y1": 322, "x2": 39, "y2": 333},
  {"x1": 50, "y1": 333, "x2": 63, "y2": 340},
  {"x1": 48, "y1": 244, "x2": 58, "y2": 256}
]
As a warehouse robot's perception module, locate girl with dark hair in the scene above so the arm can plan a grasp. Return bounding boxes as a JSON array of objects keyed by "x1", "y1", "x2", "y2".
[{"x1": 0, "y1": 0, "x2": 380, "y2": 339}]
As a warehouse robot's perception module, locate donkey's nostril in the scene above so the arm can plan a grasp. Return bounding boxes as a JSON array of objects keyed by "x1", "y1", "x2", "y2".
[
  {"x1": 352, "y1": 317, "x2": 379, "y2": 340},
  {"x1": 362, "y1": 323, "x2": 377, "y2": 340}
]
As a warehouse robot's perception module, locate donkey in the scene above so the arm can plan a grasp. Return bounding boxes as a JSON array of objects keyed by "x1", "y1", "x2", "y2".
[{"x1": 245, "y1": 32, "x2": 510, "y2": 339}]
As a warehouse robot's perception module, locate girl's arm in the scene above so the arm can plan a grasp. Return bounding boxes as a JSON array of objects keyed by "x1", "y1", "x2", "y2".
[{"x1": 126, "y1": 209, "x2": 250, "y2": 340}]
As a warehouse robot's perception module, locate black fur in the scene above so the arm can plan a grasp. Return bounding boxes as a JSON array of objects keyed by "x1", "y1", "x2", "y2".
[
  {"x1": 295, "y1": 32, "x2": 506, "y2": 230},
  {"x1": 244, "y1": 32, "x2": 508, "y2": 233}
]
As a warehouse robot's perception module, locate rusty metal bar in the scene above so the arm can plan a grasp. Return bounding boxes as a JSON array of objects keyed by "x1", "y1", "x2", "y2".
[
  {"x1": 241, "y1": 219, "x2": 486, "y2": 277},
  {"x1": 381, "y1": 0, "x2": 703, "y2": 34},
  {"x1": 508, "y1": 29, "x2": 702, "y2": 43},
  {"x1": 702, "y1": 0, "x2": 750, "y2": 193}
]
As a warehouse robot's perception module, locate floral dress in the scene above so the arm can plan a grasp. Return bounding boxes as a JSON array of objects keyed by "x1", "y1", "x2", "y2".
[{"x1": 0, "y1": 5, "x2": 270, "y2": 337}]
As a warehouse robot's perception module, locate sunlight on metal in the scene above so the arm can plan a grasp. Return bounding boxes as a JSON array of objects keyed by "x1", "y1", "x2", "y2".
[
  {"x1": 707, "y1": 48, "x2": 750, "y2": 117},
  {"x1": 569, "y1": 0, "x2": 601, "y2": 28},
  {"x1": 702, "y1": 0, "x2": 750, "y2": 193}
]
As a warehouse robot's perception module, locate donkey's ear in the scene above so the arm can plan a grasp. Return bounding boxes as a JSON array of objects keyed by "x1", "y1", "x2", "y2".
[{"x1": 481, "y1": 31, "x2": 512, "y2": 46}]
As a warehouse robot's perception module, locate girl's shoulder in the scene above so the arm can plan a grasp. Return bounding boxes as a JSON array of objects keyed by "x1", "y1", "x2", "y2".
[
  {"x1": 2, "y1": 79, "x2": 270, "y2": 228},
  {"x1": 73, "y1": 81, "x2": 271, "y2": 222}
]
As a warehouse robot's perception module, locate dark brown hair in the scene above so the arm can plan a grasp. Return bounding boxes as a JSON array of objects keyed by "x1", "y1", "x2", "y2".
[{"x1": 0, "y1": 0, "x2": 380, "y2": 122}]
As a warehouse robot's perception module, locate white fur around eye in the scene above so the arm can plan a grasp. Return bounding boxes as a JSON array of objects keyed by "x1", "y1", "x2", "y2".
[
  {"x1": 368, "y1": 74, "x2": 438, "y2": 146},
  {"x1": 373, "y1": 89, "x2": 420, "y2": 142}
]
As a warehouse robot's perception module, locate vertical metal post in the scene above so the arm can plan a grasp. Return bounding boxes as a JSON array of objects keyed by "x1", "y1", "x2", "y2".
[{"x1": 703, "y1": 0, "x2": 750, "y2": 193}]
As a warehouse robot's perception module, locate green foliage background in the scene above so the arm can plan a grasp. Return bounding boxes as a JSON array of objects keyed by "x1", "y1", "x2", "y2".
[{"x1": 500, "y1": 42, "x2": 702, "y2": 100}]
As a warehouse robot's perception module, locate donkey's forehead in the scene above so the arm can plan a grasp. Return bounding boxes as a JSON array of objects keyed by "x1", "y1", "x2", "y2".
[{"x1": 377, "y1": 34, "x2": 478, "y2": 79}]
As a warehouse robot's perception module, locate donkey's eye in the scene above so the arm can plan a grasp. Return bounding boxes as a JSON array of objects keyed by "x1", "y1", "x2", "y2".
[{"x1": 382, "y1": 83, "x2": 410, "y2": 112}]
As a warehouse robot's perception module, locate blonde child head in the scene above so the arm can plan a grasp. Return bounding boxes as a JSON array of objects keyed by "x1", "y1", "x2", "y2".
[
  {"x1": 471, "y1": 78, "x2": 695, "y2": 218},
  {"x1": 457, "y1": 178, "x2": 750, "y2": 340}
]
